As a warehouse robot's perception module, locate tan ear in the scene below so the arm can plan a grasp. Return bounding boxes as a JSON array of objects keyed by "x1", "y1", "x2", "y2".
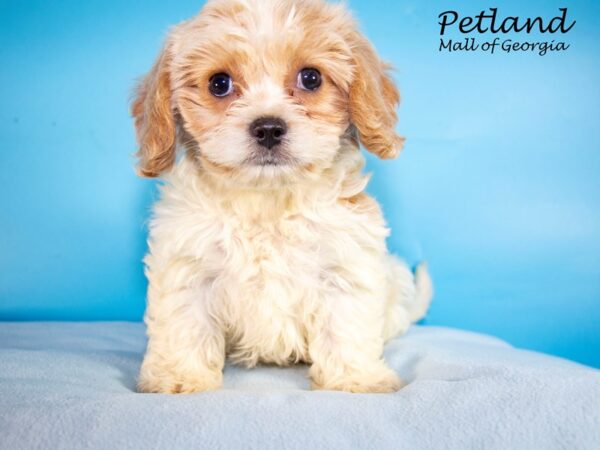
[
  {"x1": 348, "y1": 34, "x2": 404, "y2": 159},
  {"x1": 131, "y1": 40, "x2": 176, "y2": 177}
]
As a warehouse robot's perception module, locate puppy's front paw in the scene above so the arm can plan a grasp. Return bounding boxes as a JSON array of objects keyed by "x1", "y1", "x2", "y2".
[
  {"x1": 310, "y1": 365, "x2": 404, "y2": 393},
  {"x1": 138, "y1": 367, "x2": 222, "y2": 394}
]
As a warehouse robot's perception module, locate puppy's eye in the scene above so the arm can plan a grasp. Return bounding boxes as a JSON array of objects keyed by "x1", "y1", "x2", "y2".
[
  {"x1": 297, "y1": 68, "x2": 322, "y2": 91},
  {"x1": 208, "y1": 73, "x2": 233, "y2": 97}
]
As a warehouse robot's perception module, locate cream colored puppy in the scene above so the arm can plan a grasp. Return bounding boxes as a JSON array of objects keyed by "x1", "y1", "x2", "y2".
[{"x1": 132, "y1": 0, "x2": 432, "y2": 394}]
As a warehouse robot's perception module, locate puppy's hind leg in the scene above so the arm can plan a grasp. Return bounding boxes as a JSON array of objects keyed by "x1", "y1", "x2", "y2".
[{"x1": 383, "y1": 257, "x2": 433, "y2": 341}]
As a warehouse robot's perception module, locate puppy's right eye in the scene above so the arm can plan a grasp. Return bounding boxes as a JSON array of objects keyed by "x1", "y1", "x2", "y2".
[{"x1": 208, "y1": 73, "x2": 233, "y2": 97}]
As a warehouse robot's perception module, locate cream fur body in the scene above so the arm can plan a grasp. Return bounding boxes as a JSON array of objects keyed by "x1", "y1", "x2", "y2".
[
  {"x1": 132, "y1": 0, "x2": 432, "y2": 394},
  {"x1": 140, "y1": 150, "x2": 431, "y2": 394}
]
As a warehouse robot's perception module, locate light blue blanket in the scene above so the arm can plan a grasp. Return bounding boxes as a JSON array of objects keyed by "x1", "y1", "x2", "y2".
[{"x1": 0, "y1": 322, "x2": 598, "y2": 449}]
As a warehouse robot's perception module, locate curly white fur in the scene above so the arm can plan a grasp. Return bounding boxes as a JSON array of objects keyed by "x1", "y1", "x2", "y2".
[{"x1": 139, "y1": 149, "x2": 431, "y2": 393}]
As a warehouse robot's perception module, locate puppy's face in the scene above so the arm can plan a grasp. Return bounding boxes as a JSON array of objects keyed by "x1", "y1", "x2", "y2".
[{"x1": 133, "y1": 0, "x2": 403, "y2": 186}]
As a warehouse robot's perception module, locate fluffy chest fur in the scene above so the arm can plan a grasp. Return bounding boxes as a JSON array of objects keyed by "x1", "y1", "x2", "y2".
[
  {"x1": 145, "y1": 154, "x2": 388, "y2": 367},
  {"x1": 217, "y1": 213, "x2": 321, "y2": 366}
]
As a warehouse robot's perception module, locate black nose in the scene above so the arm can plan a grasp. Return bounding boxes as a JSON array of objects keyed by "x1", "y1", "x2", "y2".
[{"x1": 249, "y1": 117, "x2": 287, "y2": 149}]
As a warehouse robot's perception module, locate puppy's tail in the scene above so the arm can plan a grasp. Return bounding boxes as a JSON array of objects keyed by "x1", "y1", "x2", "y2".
[
  {"x1": 383, "y1": 259, "x2": 433, "y2": 341},
  {"x1": 408, "y1": 262, "x2": 434, "y2": 323}
]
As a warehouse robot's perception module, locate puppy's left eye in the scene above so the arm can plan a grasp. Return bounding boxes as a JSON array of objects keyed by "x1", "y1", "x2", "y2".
[
  {"x1": 208, "y1": 73, "x2": 233, "y2": 97},
  {"x1": 297, "y1": 68, "x2": 322, "y2": 91}
]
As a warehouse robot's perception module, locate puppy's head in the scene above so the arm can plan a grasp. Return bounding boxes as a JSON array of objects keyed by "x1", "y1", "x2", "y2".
[{"x1": 132, "y1": 0, "x2": 403, "y2": 186}]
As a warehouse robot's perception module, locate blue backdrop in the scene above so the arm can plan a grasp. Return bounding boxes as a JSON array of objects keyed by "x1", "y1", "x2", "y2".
[{"x1": 1, "y1": 0, "x2": 598, "y2": 367}]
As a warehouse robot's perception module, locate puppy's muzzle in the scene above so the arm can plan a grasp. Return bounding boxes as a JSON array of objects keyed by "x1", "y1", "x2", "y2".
[{"x1": 249, "y1": 117, "x2": 287, "y2": 149}]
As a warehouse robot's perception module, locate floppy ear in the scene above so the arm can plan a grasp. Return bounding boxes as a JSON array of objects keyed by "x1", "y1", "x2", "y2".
[
  {"x1": 131, "y1": 39, "x2": 177, "y2": 177},
  {"x1": 348, "y1": 33, "x2": 404, "y2": 159}
]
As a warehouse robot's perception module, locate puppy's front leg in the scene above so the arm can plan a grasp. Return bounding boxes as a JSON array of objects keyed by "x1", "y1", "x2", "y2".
[
  {"x1": 138, "y1": 274, "x2": 225, "y2": 394},
  {"x1": 308, "y1": 272, "x2": 403, "y2": 393}
]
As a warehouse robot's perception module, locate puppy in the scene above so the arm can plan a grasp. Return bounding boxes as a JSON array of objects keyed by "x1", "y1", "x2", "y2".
[{"x1": 132, "y1": 0, "x2": 432, "y2": 394}]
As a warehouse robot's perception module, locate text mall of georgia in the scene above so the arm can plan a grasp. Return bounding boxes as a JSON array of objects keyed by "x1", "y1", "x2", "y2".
[{"x1": 438, "y1": 8, "x2": 575, "y2": 56}]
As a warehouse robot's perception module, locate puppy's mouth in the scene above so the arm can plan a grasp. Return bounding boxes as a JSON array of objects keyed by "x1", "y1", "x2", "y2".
[{"x1": 244, "y1": 150, "x2": 296, "y2": 167}]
